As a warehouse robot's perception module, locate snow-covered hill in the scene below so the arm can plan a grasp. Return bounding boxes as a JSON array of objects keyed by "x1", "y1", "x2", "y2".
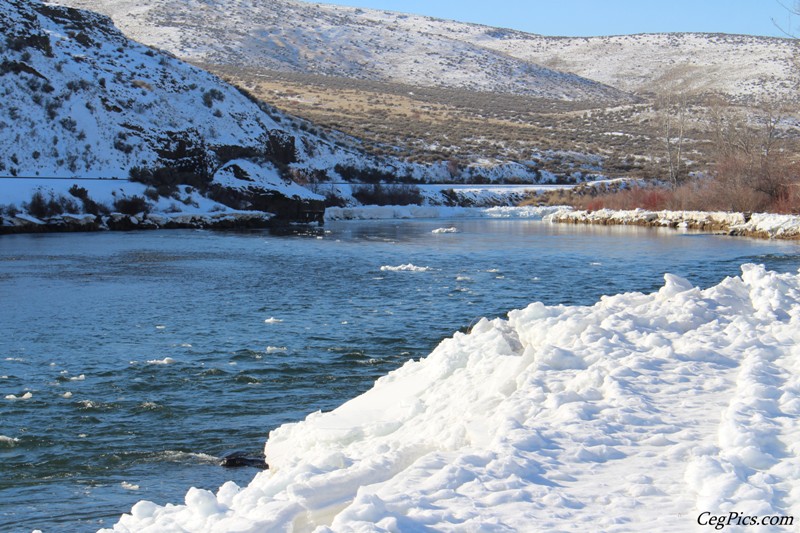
[
  {"x1": 50, "y1": 0, "x2": 631, "y2": 102},
  {"x1": 0, "y1": 0, "x2": 371, "y2": 221},
  {"x1": 53, "y1": 0, "x2": 800, "y2": 102},
  {"x1": 460, "y1": 31, "x2": 800, "y2": 102}
]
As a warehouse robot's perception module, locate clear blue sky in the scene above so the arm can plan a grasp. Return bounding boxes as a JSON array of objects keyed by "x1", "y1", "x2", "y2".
[{"x1": 308, "y1": 0, "x2": 795, "y2": 38}]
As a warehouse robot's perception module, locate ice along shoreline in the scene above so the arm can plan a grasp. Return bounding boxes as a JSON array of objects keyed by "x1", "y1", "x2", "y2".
[
  {"x1": 4, "y1": 205, "x2": 800, "y2": 239},
  {"x1": 544, "y1": 208, "x2": 800, "y2": 240}
]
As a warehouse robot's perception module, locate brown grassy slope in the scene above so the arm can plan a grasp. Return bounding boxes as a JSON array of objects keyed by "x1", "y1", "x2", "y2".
[
  {"x1": 201, "y1": 66, "x2": 700, "y2": 174},
  {"x1": 202, "y1": 64, "x2": 799, "y2": 184}
]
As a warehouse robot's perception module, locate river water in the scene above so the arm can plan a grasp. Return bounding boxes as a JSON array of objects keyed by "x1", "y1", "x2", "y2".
[{"x1": 1, "y1": 219, "x2": 799, "y2": 532}]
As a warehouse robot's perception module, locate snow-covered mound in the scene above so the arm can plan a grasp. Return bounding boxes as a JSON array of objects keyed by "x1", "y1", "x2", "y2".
[
  {"x1": 105, "y1": 264, "x2": 800, "y2": 532},
  {"x1": 212, "y1": 159, "x2": 320, "y2": 200}
]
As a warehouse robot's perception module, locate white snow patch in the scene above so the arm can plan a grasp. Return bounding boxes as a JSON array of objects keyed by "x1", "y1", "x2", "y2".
[{"x1": 213, "y1": 160, "x2": 322, "y2": 201}]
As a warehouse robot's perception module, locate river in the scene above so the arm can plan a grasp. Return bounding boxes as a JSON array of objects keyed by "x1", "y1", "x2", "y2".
[{"x1": 1, "y1": 219, "x2": 799, "y2": 532}]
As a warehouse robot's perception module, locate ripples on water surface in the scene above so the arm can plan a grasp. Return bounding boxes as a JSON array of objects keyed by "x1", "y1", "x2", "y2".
[{"x1": 1, "y1": 219, "x2": 799, "y2": 532}]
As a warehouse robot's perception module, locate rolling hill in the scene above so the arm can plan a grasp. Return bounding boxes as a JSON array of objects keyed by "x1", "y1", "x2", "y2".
[{"x1": 52, "y1": 0, "x2": 800, "y2": 103}]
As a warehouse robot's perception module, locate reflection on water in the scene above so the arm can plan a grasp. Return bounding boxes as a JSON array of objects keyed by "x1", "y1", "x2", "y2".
[{"x1": 1, "y1": 220, "x2": 798, "y2": 531}]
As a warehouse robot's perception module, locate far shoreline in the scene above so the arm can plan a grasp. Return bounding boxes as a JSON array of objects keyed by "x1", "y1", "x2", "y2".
[{"x1": 3, "y1": 205, "x2": 800, "y2": 241}]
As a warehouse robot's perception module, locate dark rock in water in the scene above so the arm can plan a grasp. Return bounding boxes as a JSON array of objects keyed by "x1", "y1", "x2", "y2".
[{"x1": 220, "y1": 451, "x2": 268, "y2": 469}]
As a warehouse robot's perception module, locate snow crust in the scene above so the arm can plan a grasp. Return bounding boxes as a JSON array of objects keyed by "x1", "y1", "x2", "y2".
[{"x1": 105, "y1": 265, "x2": 800, "y2": 532}]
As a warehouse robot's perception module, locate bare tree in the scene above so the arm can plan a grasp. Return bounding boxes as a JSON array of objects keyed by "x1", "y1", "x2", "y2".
[
  {"x1": 654, "y1": 66, "x2": 694, "y2": 189},
  {"x1": 773, "y1": 0, "x2": 800, "y2": 37},
  {"x1": 707, "y1": 97, "x2": 793, "y2": 211}
]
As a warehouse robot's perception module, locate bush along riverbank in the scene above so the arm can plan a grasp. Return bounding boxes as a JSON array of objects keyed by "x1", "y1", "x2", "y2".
[{"x1": 545, "y1": 208, "x2": 800, "y2": 240}]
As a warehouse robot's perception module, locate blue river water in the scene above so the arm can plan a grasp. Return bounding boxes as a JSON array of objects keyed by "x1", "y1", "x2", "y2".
[{"x1": 1, "y1": 219, "x2": 799, "y2": 532}]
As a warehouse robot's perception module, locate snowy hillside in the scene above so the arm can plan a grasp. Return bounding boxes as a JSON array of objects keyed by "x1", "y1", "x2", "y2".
[
  {"x1": 463, "y1": 32, "x2": 800, "y2": 101},
  {"x1": 0, "y1": 0, "x2": 384, "y2": 181},
  {"x1": 103, "y1": 265, "x2": 800, "y2": 531},
  {"x1": 0, "y1": 0, "x2": 359, "y2": 224},
  {"x1": 53, "y1": 0, "x2": 800, "y2": 102},
  {"x1": 50, "y1": 0, "x2": 631, "y2": 102}
]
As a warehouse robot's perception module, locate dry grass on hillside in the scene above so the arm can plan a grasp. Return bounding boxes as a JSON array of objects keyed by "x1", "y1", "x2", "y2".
[
  {"x1": 201, "y1": 64, "x2": 800, "y2": 189},
  {"x1": 202, "y1": 65, "x2": 711, "y2": 176}
]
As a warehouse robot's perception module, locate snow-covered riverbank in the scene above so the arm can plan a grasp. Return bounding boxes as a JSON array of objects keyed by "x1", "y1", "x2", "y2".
[
  {"x1": 104, "y1": 264, "x2": 800, "y2": 532},
  {"x1": 546, "y1": 208, "x2": 800, "y2": 239}
]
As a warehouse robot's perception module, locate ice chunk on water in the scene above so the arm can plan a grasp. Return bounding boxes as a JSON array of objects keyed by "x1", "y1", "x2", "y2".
[{"x1": 380, "y1": 264, "x2": 431, "y2": 272}]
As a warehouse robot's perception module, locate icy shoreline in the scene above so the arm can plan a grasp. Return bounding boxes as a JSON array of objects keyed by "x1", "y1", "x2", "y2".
[
  {"x1": 546, "y1": 208, "x2": 800, "y2": 240},
  {"x1": 5, "y1": 204, "x2": 800, "y2": 240},
  {"x1": 104, "y1": 264, "x2": 800, "y2": 532}
]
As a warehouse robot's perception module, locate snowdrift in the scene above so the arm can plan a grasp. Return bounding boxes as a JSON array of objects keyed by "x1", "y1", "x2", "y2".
[{"x1": 106, "y1": 265, "x2": 800, "y2": 532}]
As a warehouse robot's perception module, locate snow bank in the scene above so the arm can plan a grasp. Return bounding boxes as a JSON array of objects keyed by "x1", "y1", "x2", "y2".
[
  {"x1": 105, "y1": 265, "x2": 800, "y2": 532},
  {"x1": 732, "y1": 213, "x2": 800, "y2": 239},
  {"x1": 545, "y1": 208, "x2": 745, "y2": 229},
  {"x1": 547, "y1": 208, "x2": 800, "y2": 239}
]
